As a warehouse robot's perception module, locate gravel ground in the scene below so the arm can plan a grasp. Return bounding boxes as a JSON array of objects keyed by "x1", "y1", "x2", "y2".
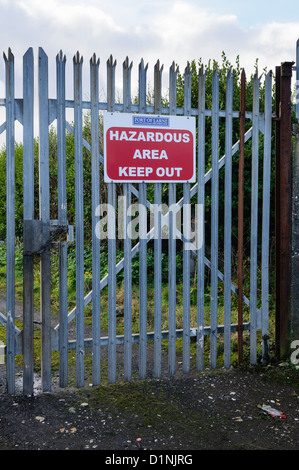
[
  {"x1": 0, "y1": 360, "x2": 298, "y2": 452},
  {"x1": 0, "y1": 295, "x2": 298, "y2": 453}
]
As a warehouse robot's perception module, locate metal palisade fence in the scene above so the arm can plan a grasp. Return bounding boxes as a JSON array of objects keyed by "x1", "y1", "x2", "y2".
[{"x1": 0, "y1": 47, "x2": 274, "y2": 395}]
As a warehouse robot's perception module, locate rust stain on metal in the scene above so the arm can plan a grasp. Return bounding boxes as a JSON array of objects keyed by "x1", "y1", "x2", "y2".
[{"x1": 275, "y1": 61, "x2": 294, "y2": 358}]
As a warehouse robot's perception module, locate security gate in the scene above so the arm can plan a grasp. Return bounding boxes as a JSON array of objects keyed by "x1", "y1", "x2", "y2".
[{"x1": 1, "y1": 47, "x2": 276, "y2": 395}]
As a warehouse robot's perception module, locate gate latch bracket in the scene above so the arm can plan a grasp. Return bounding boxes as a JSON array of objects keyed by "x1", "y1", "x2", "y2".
[{"x1": 23, "y1": 219, "x2": 74, "y2": 256}]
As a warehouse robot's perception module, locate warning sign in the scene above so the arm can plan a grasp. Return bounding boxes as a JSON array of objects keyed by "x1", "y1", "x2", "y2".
[{"x1": 103, "y1": 112, "x2": 196, "y2": 183}]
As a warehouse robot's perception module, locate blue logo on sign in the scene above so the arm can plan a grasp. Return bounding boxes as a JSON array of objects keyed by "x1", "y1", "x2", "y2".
[{"x1": 133, "y1": 116, "x2": 169, "y2": 127}]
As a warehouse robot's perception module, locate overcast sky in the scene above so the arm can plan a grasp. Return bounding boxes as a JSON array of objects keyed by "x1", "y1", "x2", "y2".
[{"x1": 0, "y1": 0, "x2": 298, "y2": 106}]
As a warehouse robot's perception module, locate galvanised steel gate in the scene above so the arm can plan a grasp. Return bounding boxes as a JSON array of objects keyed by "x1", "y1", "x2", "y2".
[{"x1": 0, "y1": 48, "x2": 274, "y2": 395}]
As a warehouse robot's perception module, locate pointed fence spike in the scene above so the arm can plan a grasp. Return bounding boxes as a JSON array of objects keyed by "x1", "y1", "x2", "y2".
[
  {"x1": 4, "y1": 47, "x2": 14, "y2": 62},
  {"x1": 73, "y1": 51, "x2": 83, "y2": 64},
  {"x1": 123, "y1": 56, "x2": 133, "y2": 70},
  {"x1": 90, "y1": 52, "x2": 99, "y2": 66},
  {"x1": 56, "y1": 50, "x2": 66, "y2": 63},
  {"x1": 107, "y1": 54, "x2": 116, "y2": 67},
  {"x1": 139, "y1": 58, "x2": 148, "y2": 71}
]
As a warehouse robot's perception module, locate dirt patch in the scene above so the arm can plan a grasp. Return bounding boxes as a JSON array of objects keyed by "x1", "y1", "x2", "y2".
[
  {"x1": 0, "y1": 361, "x2": 298, "y2": 451},
  {"x1": 0, "y1": 295, "x2": 298, "y2": 451}
]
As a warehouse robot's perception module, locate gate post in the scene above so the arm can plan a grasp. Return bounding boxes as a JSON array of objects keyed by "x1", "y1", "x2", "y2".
[
  {"x1": 291, "y1": 123, "x2": 299, "y2": 352},
  {"x1": 275, "y1": 61, "x2": 294, "y2": 359}
]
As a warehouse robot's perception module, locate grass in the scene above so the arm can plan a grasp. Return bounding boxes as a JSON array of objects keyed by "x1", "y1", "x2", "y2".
[{"x1": 0, "y1": 240, "x2": 276, "y2": 379}]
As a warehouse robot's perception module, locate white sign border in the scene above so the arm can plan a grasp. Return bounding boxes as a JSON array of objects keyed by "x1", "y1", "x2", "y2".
[{"x1": 103, "y1": 112, "x2": 196, "y2": 183}]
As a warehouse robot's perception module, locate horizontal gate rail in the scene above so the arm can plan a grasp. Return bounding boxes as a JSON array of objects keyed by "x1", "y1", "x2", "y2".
[
  {"x1": 64, "y1": 323, "x2": 251, "y2": 351},
  {"x1": 36, "y1": 97, "x2": 255, "y2": 118}
]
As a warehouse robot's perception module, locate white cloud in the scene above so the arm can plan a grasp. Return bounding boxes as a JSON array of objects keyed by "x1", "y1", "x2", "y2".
[
  {"x1": 0, "y1": 0, "x2": 297, "y2": 146},
  {"x1": 0, "y1": 0, "x2": 297, "y2": 96},
  {"x1": 251, "y1": 22, "x2": 299, "y2": 60},
  {"x1": 17, "y1": 0, "x2": 123, "y2": 34},
  {"x1": 155, "y1": 1, "x2": 239, "y2": 39},
  {"x1": 149, "y1": 1, "x2": 298, "y2": 74},
  {"x1": 148, "y1": 2, "x2": 240, "y2": 68},
  {"x1": 0, "y1": 0, "x2": 297, "y2": 74}
]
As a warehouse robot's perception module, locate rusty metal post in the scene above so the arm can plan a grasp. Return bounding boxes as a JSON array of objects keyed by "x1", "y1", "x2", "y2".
[
  {"x1": 275, "y1": 61, "x2": 294, "y2": 359},
  {"x1": 237, "y1": 69, "x2": 246, "y2": 364}
]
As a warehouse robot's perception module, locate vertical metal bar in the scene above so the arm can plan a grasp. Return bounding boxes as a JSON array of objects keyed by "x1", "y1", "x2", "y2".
[
  {"x1": 275, "y1": 62, "x2": 294, "y2": 358},
  {"x1": 107, "y1": 55, "x2": 117, "y2": 383},
  {"x1": 197, "y1": 65, "x2": 206, "y2": 371},
  {"x1": 90, "y1": 53, "x2": 101, "y2": 386},
  {"x1": 238, "y1": 69, "x2": 246, "y2": 364},
  {"x1": 168, "y1": 183, "x2": 176, "y2": 374},
  {"x1": 138, "y1": 59, "x2": 148, "y2": 379},
  {"x1": 183, "y1": 63, "x2": 192, "y2": 374},
  {"x1": 210, "y1": 69, "x2": 220, "y2": 369},
  {"x1": 275, "y1": 66, "x2": 281, "y2": 356},
  {"x1": 123, "y1": 57, "x2": 132, "y2": 113},
  {"x1": 138, "y1": 59, "x2": 148, "y2": 115},
  {"x1": 73, "y1": 51, "x2": 85, "y2": 387},
  {"x1": 261, "y1": 70, "x2": 273, "y2": 363},
  {"x1": 107, "y1": 182, "x2": 116, "y2": 383},
  {"x1": 23, "y1": 48, "x2": 35, "y2": 219},
  {"x1": 38, "y1": 48, "x2": 51, "y2": 392},
  {"x1": 23, "y1": 48, "x2": 35, "y2": 395},
  {"x1": 123, "y1": 184, "x2": 132, "y2": 381},
  {"x1": 168, "y1": 61, "x2": 178, "y2": 376},
  {"x1": 139, "y1": 183, "x2": 147, "y2": 379},
  {"x1": 154, "y1": 181, "x2": 162, "y2": 378},
  {"x1": 56, "y1": 50, "x2": 68, "y2": 388},
  {"x1": 169, "y1": 62, "x2": 178, "y2": 117},
  {"x1": 4, "y1": 49, "x2": 15, "y2": 395},
  {"x1": 58, "y1": 242, "x2": 68, "y2": 380},
  {"x1": 183, "y1": 184, "x2": 190, "y2": 373},
  {"x1": 154, "y1": 60, "x2": 163, "y2": 378},
  {"x1": 224, "y1": 69, "x2": 233, "y2": 368},
  {"x1": 250, "y1": 71, "x2": 260, "y2": 365},
  {"x1": 123, "y1": 56, "x2": 133, "y2": 381},
  {"x1": 57, "y1": 51, "x2": 67, "y2": 228},
  {"x1": 38, "y1": 49, "x2": 50, "y2": 220}
]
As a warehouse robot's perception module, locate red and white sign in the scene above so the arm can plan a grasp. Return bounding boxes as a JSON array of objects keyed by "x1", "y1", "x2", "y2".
[{"x1": 103, "y1": 112, "x2": 196, "y2": 183}]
